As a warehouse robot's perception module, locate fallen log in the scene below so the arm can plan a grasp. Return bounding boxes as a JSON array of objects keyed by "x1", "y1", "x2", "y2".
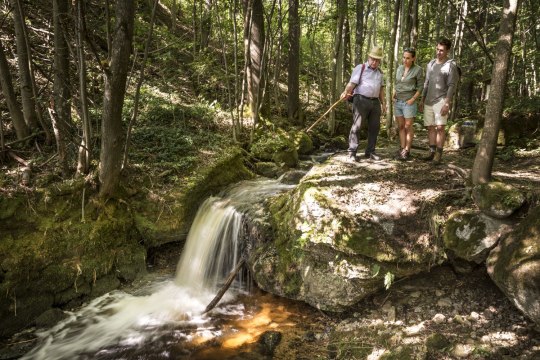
[{"x1": 202, "y1": 257, "x2": 245, "y2": 314}]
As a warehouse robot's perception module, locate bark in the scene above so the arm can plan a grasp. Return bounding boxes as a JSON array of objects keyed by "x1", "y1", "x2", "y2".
[
  {"x1": 200, "y1": 0, "x2": 212, "y2": 49},
  {"x1": 410, "y1": 0, "x2": 418, "y2": 49},
  {"x1": 386, "y1": 0, "x2": 401, "y2": 137},
  {"x1": 328, "y1": 0, "x2": 346, "y2": 134},
  {"x1": 244, "y1": 0, "x2": 264, "y2": 139},
  {"x1": 10, "y1": 0, "x2": 39, "y2": 130},
  {"x1": 76, "y1": 0, "x2": 92, "y2": 175},
  {"x1": 99, "y1": 0, "x2": 136, "y2": 198},
  {"x1": 472, "y1": 0, "x2": 520, "y2": 185},
  {"x1": 354, "y1": 0, "x2": 364, "y2": 64},
  {"x1": 0, "y1": 39, "x2": 29, "y2": 140},
  {"x1": 287, "y1": 0, "x2": 300, "y2": 125},
  {"x1": 53, "y1": 0, "x2": 73, "y2": 174}
]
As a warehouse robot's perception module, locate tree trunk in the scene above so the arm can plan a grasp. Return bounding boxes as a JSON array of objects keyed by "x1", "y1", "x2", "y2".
[
  {"x1": 244, "y1": 0, "x2": 264, "y2": 140},
  {"x1": 472, "y1": 0, "x2": 520, "y2": 185},
  {"x1": 328, "y1": 0, "x2": 346, "y2": 134},
  {"x1": 386, "y1": 0, "x2": 401, "y2": 138},
  {"x1": 0, "y1": 39, "x2": 29, "y2": 140},
  {"x1": 200, "y1": 0, "x2": 212, "y2": 49},
  {"x1": 99, "y1": 0, "x2": 136, "y2": 198},
  {"x1": 410, "y1": 0, "x2": 418, "y2": 49},
  {"x1": 10, "y1": 0, "x2": 39, "y2": 131},
  {"x1": 287, "y1": 0, "x2": 300, "y2": 125},
  {"x1": 354, "y1": 0, "x2": 365, "y2": 65},
  {"x1": 53, "y1": 0, "x2": 73, "y2": 174},
  {"x1": 76, "y1": 0, "x2": 92, "y2": 176}
]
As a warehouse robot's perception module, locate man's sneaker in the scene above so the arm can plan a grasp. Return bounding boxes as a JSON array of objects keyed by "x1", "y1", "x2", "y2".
[
  {"x1": 347, "y1": 153, "x2": 357, "y2": 162},
  {"x1": 421, "y1": 151, "x2": 435, "y2": 161},
  {"x1": 368, "y1": 153, "x2": 381, "y2": 161}
]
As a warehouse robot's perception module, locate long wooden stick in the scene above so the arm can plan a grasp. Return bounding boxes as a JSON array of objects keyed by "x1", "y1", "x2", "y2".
[
  {"x1": 202, "y1": 257, "x2": 245, "y2": 314},
  {"x1": 306, "y1": 97, "x2": 346, "y2": 132}
]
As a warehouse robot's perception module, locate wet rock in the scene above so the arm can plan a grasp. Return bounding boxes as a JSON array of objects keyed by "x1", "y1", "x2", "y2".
[
  {"x1": 487, "y1": 206, "x2": 540, "y2": 327},
  {"x1": 257, "y1": 330, "x2": 282, "y2": 356},
  {"x1": 254, "y1": 162, "x2": 280, "y2": 178},
  {"x1": 278, "y1": 170, "x2": 307, "y2": 185},
  {"x1": 471, "y1": 182, "x2": 525, "y2": 219},
  {"x1": 34, "y1": 308, "x2": 68, "y2": 329}
]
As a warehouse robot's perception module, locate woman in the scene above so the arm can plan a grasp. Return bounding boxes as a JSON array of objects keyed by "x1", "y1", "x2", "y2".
[{"x1": 393, "y1": 48, "x2": 424, "y2": 160}]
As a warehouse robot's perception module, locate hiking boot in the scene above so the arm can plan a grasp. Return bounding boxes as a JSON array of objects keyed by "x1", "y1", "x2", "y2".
[
  {"x1": 433, "y1": 148, "x2": 443, "y2": 164},
  {"x1": 399, "y1": 149, "x2": 410, "y2": 161},
  {"x1": 421, "y1": 151, "x2": 435, "y2": 161},
  {"x1": 394, "y1": 148, "x2": 404, "y2": 160}
]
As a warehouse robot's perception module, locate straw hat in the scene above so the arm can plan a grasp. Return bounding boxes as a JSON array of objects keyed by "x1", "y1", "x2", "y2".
[{"x1": 368, "y1": 46, "x2": 383, "y2": 60}]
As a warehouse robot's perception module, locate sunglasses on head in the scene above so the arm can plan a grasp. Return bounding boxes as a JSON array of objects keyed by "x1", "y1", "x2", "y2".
[{"x1": 403, "y1": 47, "x2": 416, "y2": 55}]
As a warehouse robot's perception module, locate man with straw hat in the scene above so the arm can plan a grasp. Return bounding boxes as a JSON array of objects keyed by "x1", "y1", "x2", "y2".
[{"x1": 341, "y1": 45, "x2": 386, "y2": 161}]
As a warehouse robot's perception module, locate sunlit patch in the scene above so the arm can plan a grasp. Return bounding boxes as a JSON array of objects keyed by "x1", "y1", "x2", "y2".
[
  {"x1": 404, "y1": 321, "x2": 425, "y2": 335},
  {"x1": 481, "y1": 331, "x2": 519, "y2": 346},
  {"x1": 222, "y1": 332, "x2": 256, "y2": 348}
]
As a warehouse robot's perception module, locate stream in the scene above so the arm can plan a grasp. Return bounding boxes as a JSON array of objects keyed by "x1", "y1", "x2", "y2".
[{"x1": 19, "y1": 178, "x2": 314, "y2": 360}]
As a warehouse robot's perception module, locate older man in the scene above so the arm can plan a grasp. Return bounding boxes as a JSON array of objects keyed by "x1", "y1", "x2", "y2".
[{"x1": 341, "y1": 46, "x2": 386, "y2": 161}]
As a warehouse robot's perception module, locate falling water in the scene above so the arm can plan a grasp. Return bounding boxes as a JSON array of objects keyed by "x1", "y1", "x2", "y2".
[{"x1": 21, "y1": 179, "x2": 294, "y2": 360}]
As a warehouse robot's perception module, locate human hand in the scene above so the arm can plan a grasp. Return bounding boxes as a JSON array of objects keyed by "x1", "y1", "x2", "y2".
[
  {"x1": 406, "y1": 98, "x2": 415, "y2": 105},
  {"x1": 441, "y1": 103, "x2": 450, "y2": 116}
]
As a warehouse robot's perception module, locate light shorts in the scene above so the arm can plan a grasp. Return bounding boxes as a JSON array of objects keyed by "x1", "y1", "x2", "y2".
[
  {"x1": 394, "y1": 99, "x2": 417, "y2": 118},
  {"x1": 424, "y1": 98, "x2": 448, "y2": 126}
]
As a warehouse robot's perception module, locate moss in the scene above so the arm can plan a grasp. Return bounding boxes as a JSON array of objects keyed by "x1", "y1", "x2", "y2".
[
  {"x1": 182, "y1": 146, "x2": 254, "y2": 221},
  {"x1": 0, "y1": 195, "x2": 24, "y2": 221},
  {"x1": 472, "y1": 181, "x2": 525, "y2": 218},
  {"x1": 294, "y1": 131, "x2": 314, "y2": 155}
]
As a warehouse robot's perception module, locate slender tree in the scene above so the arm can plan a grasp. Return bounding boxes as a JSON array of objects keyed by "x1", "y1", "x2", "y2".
[
  {"x1": 52, "y1": 0, "x2": 73, "y2": 173},
  {"x1": 243, "y1": 0, "x2": 264, "y2": 139},
  {"x1": 287, "y1": 0, "x2": 300, "y2": 125},
  {"x1": 354, "y1": 0, "x2": 365, "y2": 65},
  {"x1": 10, "y1": 0, "x2": 39, "y2": 131},
  {"x1": 472, "y1": 0, "x2": 520, "y2": 184},
  {"x1": 99, "y1": 0, "x2": 136, "y2": 198},
  {"x1": 0, "y1": 39, "x2": 28, "y2": 140}
]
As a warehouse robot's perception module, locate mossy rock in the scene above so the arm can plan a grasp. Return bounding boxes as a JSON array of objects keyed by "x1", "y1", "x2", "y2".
[
  {"x1": 254, "y1": 161, "x2": 280, "y2": 178},
  {"x1": 487, "y1": 206, "x2": 540, "y2": 326},
  {"x1": 471, "y1": 182, "x2": 525, "y2": 219},
  {"x1": 293, "y1": 131, "x2": 314, "y2": 155},
  {"x1": 328, "y1": 135, "x2": 348, "y2": 150},
  {"x1": 426, "y1": 332, "x2": 452, "y2": 352},
  {"x1": 443, "y1": 210, "x2": 510, "y2": 264}
]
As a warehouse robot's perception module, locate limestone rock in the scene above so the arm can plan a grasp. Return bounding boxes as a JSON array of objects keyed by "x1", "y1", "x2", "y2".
[
  {"x1": 248, "y1": 154, "x2": 445, "y2": 312},
  {"x1": 443, "y1": 210, "x2": 511, "y2": 264},
  {"x1": 487, "y1": 206, "x2": 540, "y2": 326},
  {"x1": 471, "y1": 182, "x2": 525, "y2": 219}
]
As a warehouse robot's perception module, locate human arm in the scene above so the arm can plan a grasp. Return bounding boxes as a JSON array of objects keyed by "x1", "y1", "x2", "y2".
[
  {"x1": 340, "y1": 82, "x2": 356, "y2": 100},
  {"x1": 441, "y1": 63, "x2": 459, "y2": 115},
  {"x1": 379, "y1": 86, "x2": 386, "y2": 115}
]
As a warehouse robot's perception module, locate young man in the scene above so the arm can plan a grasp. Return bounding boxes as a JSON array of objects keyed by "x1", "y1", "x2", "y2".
[
  {"x1": 420, "y1": 38, "x2": 459, "y2": 164},
  {"x1": 341, "y1": 46, "x2": 386, "y2": 161}
]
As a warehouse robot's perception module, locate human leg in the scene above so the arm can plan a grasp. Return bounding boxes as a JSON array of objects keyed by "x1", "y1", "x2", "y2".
[
  {"x1": 365, "y1": 100, "x2": 381, "y2": 156},
  {"x1": 348, "y1": 96, "x2": 366, "y2": 156}
]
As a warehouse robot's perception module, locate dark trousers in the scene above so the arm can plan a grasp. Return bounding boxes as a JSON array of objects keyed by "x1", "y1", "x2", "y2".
[{"x1": 348, "y1": 95, "x2": 381, "y2": 156}]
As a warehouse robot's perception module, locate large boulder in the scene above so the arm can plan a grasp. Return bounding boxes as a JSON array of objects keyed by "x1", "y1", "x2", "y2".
[
  {"x1": 443, "y1": 210, "x2": 511, "y2": 264},
  {"x1": 248, "y1": 154, "x2": 446, "y2": 312},
  {"x1": 471, "y1": 182, "x2": 525, "y2": 219},
  {"x1": 487, "y1": 206, "x2": 540, "y2": 326}
]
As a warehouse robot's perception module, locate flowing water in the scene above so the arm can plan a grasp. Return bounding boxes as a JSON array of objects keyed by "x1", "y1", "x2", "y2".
[{"x1": 20, "y1": 179, "x2": 298, "y2": 360}]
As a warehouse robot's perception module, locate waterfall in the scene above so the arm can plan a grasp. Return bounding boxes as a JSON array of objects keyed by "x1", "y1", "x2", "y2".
[{"x1": 21, "y1": 178, "x2": 293, "y2": 360}]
